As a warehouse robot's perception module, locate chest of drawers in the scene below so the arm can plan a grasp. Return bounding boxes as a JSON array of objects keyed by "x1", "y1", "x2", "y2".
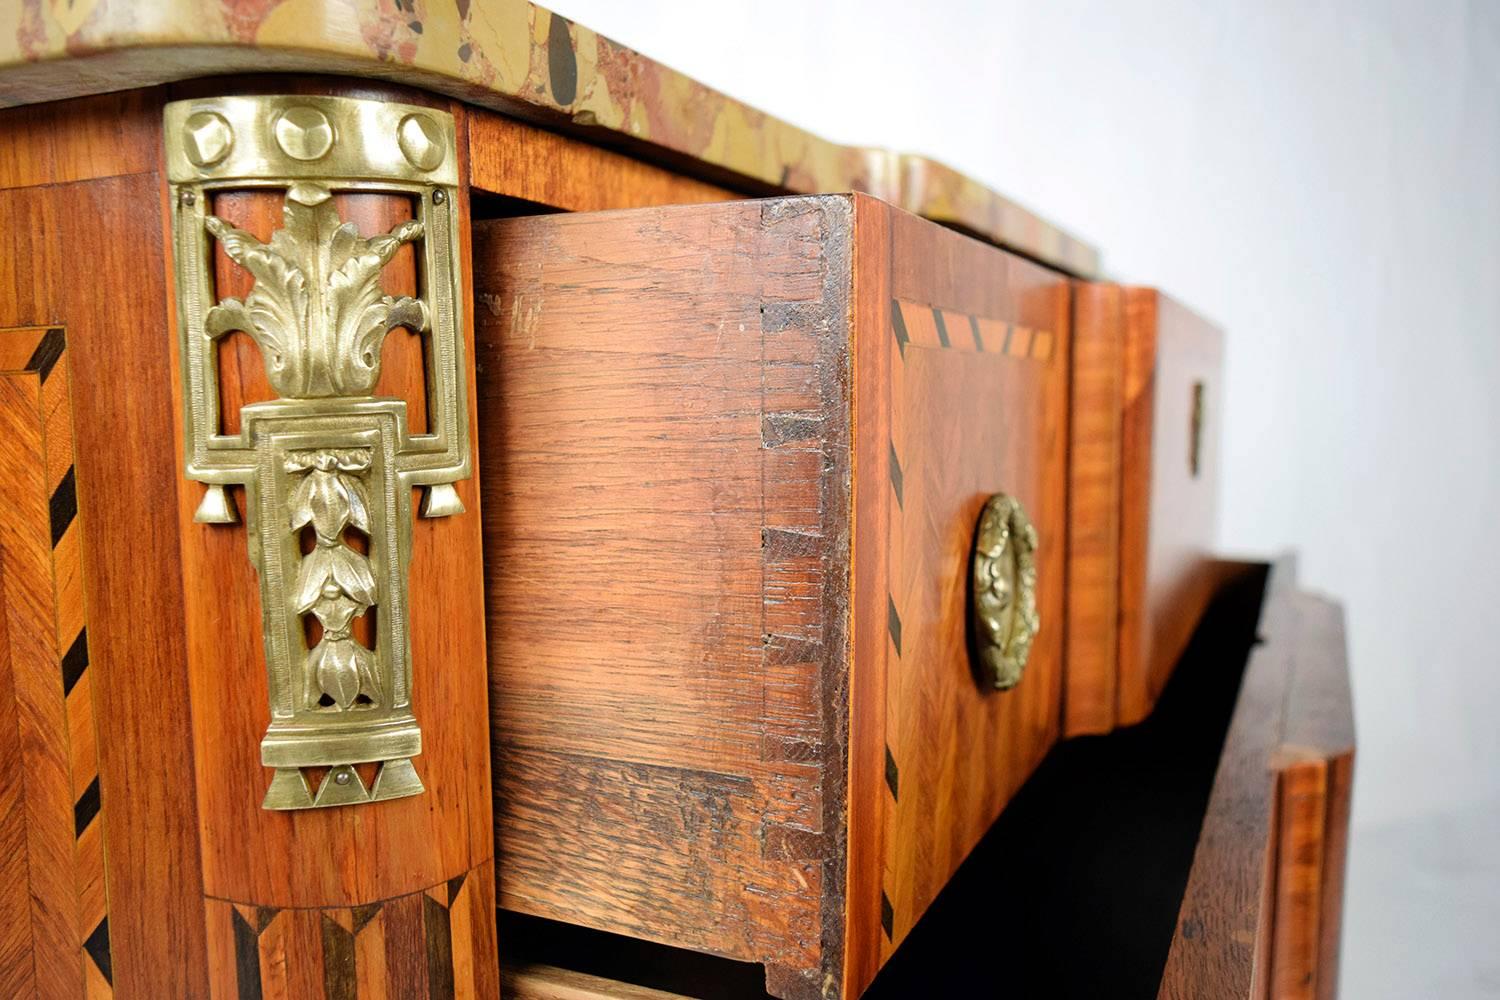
[{"x1": 0, "y1": 3, "x2": 1353, "y2": 998}]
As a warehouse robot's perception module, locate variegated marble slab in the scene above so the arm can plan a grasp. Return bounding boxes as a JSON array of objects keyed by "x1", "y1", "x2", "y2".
[{"x1": 0, "y1": 0, "x2": 1099, "y2": 276}]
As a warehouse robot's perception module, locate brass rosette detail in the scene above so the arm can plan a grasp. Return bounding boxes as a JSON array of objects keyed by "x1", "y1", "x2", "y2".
[{"x1": 970, "y1": 493, "x2": 1040, "y2": 691}]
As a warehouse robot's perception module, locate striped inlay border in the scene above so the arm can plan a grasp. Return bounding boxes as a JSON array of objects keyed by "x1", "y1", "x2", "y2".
[
  {"x1": 0, "y1": 326, "x2": 112, "y2": 995},
  {"x1": 209, "y1": 864, "x2": 492, "y2": 1000},
  {"x1": 889, "y1": 298, "x2": 1056, "y2": 363}
]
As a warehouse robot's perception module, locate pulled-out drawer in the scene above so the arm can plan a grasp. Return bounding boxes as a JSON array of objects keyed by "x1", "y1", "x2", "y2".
[
  {"x1": 1067, "y1": 285, "x2": 1226, "y2": 735},
  {"x1": 473, "y1": 194, "x2": 1070, "y2": 999}
]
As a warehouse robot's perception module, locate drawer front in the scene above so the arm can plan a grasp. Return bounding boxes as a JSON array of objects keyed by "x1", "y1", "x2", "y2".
[
  {"x1": 846, "y1": 200, "x2": 1070, "y2": 993},
  {"x1": 1123, "y1": 291, "x2": 1224, "y2": 723},
  {"x1": 1067, "y1": 286, "x2": 1225, "y2": 734}
]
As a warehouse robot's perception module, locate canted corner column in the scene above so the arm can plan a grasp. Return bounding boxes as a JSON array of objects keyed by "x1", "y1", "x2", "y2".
[{"x1": 165, "y1": 91, "x2": 497, "y2": 998}]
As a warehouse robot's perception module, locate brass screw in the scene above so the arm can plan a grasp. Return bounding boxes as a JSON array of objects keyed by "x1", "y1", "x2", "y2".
[
  {"x1": 333, "y1": 770, "x2": 351, "y2": 786},
  {"x1": 182, "y1": 111, "x2": 233, "y2": 167},
  {"x1": 273, "y1": 106, "x2": 335, "y2": 161},
  {"x1": 432, "y1": 189, "x2": 446, "y2": 205},
  {"x1": 397, "y1": 113, "x2": 447, "y2": 171}
]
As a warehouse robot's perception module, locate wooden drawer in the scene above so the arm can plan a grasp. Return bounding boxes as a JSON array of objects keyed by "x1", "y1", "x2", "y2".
[
  {"x1": 473, "y1": 194, "x2": 1070, "y2": 1000},
  {"x1": 1066, "y1": 285, "x2": 1226, "y2": 734},
  {"x1": 493, "y1": 564, "x2": 1356, "y2": 1000}
]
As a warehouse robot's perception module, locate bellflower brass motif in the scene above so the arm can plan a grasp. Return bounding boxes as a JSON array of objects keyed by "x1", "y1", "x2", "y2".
[
  {"x1": 970, "y1": 494, "x2": 1040, "y2": 690},
  {"x1": 166, "y1": 95, "x2": 469, "y2": 810}
]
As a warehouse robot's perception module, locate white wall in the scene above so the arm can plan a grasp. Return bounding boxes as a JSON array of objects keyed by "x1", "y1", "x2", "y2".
[{"x1": 548, "y1": 0, "x2": 1500, "y2": 835}]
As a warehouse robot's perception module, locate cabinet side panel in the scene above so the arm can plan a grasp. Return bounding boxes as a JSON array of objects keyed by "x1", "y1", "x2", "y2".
[
  {"x1": 846, "y1": 197, "x2": 1070, "y2": 994},
  {"x1": 1120, "y1": 290, "x2": 1226, "y2": 723},
  {"x1": 1064, "y1": 283, "x2": 1125, "y2": 735},
  {"x1": 0, "y1": 118, "x2": 213, "y2": 996},
  {"x1": 475, "y1": 197, "x2": 853, "y2": 999}
]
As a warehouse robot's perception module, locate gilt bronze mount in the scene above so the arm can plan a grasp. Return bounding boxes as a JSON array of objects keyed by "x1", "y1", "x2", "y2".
[
  {"x1": 166, "y1": 95, "x2": 470, "y2": 809},
  {"x1": 970, "y1": 493, "x2": 1040, "y2": 690}
]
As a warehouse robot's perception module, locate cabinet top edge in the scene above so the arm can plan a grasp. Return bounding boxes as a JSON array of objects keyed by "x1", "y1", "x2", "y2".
[{"x1": 0, "y1": 0, "x2": 1100, "y2": 278}]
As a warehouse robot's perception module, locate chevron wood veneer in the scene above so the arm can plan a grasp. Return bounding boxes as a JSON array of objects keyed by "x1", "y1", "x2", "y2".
[{"x1": 0, "y1": 326, "x2": 113, "y2": 1000}]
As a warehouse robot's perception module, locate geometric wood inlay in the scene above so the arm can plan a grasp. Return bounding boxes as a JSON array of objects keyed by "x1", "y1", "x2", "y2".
[{"x1": 0, "y1": 325, "x2": 112, "y2": 997}]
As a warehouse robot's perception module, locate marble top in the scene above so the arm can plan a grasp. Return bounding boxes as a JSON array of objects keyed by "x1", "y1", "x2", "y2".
[{"x1": 0, "y1": 0, "x2": 1100, "y2": 277}]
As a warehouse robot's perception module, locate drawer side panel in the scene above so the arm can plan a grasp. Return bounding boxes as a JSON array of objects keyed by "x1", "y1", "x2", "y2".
[{"x1": 474, "y1": 197, "x2": 854, "y2": 998}]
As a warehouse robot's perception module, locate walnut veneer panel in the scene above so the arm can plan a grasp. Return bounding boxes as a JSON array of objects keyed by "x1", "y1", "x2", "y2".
[
  {"x1": 475, "y1": 193, "x2": 1068, "y2": 1000},
  {"x1": 1067, "y1": 285, "x2": 1226, "y2": 735}
]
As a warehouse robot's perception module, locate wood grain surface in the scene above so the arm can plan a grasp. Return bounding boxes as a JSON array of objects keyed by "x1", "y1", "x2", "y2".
[
  {"x1": 475, "y1": 197, "x2": 852, "y2": 1000},
  {"x1": 1118, "y1": 289, "x2": 1226, "y2": 725},
  {"x1": 1269, "y1": 594, "x2": 1354, "y2": 1000},
  {"x1": 502, "y1": 964, "x2": 693, "y2": 1000},
  {"x1": 1066, "y1": 285, "x2": 1226, "y2": 735},
  {"x1": 1158, "y1": 561, "x2": 1356, "y2": 1000},
  {"x1": 0, "y1": 328, "x2": 100, "y2": 1000},
  {"x1": 477, "y1": 194, "x2": 1068, "y2": 999},
  {"x1": 468, "y1": 107, "x2": 738, "y2": 212},
  {"x1": 202, "y1": 858, "x2": 499, "y2": 1000},
  {"x1": 0, "y1": 88, "x2": 209, "y2": 998},
  {"x1": 0, "y1": 90, "x2": 156, "y2": 190},
  {"x1": 843, "y1": 199, "x2": 1070, "y2": 998},
  {"x1": 1064, "y1": 283, "x2": 1126, "y2": 735}
]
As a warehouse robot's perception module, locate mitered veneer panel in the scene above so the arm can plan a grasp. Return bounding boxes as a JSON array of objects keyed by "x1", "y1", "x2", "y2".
[
  {"x1": 844, "y1": 200, "x2": 1069, "y2": 996},
  {"x1": 0, "y1": 148, "x2": 210, "y2": 998}
]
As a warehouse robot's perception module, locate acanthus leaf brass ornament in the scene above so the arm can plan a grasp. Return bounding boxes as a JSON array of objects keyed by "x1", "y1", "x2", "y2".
[
  {"x1": 166, "y1": 95, "x2": 470, "y2": 810},
  {"x1": 970, "y1": 493, "x2": 1040, "y2": 691}
]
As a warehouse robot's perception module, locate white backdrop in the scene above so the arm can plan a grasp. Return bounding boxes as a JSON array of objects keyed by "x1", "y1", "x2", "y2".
[
  {"x1": 545, "y1": 0, "x2": 1500, "y2": 991},
  {"x1": 548, "y1": 0, "x2": 1500, "y2": 829}
]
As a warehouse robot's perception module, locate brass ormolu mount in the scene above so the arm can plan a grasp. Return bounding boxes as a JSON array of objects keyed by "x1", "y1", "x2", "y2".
[{"x1": 167, "y1": 95, "x2": 470, "y2": 809}]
